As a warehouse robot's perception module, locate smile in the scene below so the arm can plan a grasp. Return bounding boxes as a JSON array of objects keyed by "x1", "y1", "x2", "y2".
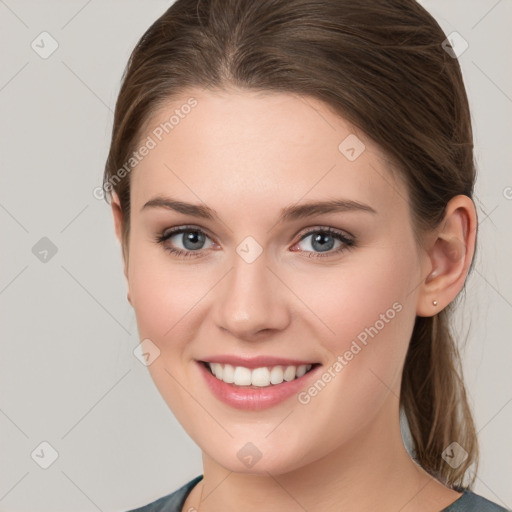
[
  {"x1": 204, "y1": 362, "x2": 315, "y2": 387},
  {"x1": 196, "y1": 358, "x2": 322, "y2": 410}
]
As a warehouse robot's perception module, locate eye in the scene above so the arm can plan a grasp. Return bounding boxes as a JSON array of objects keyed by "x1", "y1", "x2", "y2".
[
  {"x1": 291, "y1": 227, "x2": 354, "y2": 258},
  {"x1": 155, "y1": 225, "x2": 354, "y2": 259},
  {"x1": 155, "y1": 225, "x2": 216, "y2": 258}
]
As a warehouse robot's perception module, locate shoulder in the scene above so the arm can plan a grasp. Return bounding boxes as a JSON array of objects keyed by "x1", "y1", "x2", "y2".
[
  {"x1": 442, "y1": 489, "x2": 511, "y2": 512},
  {"x1": 126, "y1": 475, "x2": 203, "y2": 512}
]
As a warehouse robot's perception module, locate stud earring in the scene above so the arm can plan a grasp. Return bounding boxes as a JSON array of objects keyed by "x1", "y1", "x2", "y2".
[{"x1": 432, "y1": 300, "x2": 438, "y2": 306}]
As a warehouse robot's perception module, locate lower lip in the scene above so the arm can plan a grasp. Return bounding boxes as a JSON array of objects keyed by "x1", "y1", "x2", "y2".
[{"x1": 196, "y1": 361, "x2": 321, "y2": 410}]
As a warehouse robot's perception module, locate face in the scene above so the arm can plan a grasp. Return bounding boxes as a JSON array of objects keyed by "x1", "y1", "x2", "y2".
[{"x1": 118, "y1": 88, "x2": 428, "y2": 474}]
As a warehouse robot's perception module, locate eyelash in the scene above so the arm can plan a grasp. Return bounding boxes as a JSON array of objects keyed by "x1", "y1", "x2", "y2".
[{"x1": 154, "y1": 225, "x2": 355, "y2": 260}]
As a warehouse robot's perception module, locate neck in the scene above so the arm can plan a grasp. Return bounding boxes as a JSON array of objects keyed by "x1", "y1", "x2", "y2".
[{"x1": 186, "y1": 398, "x2": 453, "y2": 512}]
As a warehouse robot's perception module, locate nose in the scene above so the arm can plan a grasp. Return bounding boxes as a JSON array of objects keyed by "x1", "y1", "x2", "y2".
[{"x1": 213, "y1": 250, "x2": 291, "y2": 341}]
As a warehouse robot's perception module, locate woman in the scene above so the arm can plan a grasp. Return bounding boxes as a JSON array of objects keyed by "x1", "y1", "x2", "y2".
[{"x1": 103, "y1": 0, "x2": 509, "y2": 510}]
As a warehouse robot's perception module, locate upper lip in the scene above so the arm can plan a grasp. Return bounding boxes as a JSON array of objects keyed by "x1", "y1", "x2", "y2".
[{"x1": 198, "y1": 355, "x2": 319, "y2": 369}]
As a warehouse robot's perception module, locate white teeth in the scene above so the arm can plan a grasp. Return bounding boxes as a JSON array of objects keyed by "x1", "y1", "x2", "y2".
[
  {"x1": 251, "y1": 367, "x2": 270, "y2": 387},
  {"x1": 270, "y1": 366, "x2": 284, "y2": 385},
  {"x1": 233, "y1": 366, "x2": 252, "y2": 386},
  {"x1": 207, "y1": 363, "x2": 314, "y2": 387},
  {"x1": 211, "y1": 362, "x2": 223, "y2": 379},
  {"x1": 222, "y1": 364, "x2": 235, "y2": 383},
  {"x1": 283, "y1": 365, "x2": 296, "y2": 382},
  {"x1": 296, "y1": 364, "x2": 307, "y2": 378}
]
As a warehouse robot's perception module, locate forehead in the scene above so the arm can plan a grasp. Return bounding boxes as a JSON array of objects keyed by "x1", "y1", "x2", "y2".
[{"x1": 130, "y1": 88, "x2": 408, "y2": 221}]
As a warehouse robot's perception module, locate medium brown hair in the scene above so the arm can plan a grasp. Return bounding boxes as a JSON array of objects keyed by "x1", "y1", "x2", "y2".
[{"x1": 104, "y1": 0, "x2": 478, "y2": 488}]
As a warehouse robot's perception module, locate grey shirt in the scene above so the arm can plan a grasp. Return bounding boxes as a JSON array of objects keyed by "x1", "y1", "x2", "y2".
[{"x1": 127, "y1": 475, "x2": 510, "y2": 512}]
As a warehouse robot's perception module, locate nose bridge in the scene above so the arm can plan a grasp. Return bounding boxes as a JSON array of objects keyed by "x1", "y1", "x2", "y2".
[{"x1": 213, "y1": 243, "x2": 290, "y2": 338}]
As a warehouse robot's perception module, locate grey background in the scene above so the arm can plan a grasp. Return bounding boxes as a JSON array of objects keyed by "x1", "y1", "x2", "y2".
[{"x1": 0, "y1": 1, "x2": 510, "y2": 511}]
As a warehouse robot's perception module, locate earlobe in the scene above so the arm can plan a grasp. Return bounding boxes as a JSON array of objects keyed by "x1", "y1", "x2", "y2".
[{"x1": 417, "y1": 195, "x2": 477, "y2": 317}]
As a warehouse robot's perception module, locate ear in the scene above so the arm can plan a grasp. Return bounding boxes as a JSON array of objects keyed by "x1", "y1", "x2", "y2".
[
  {"x1": 416, "y1": 195, "x2": 477, "y2": 317},
  {"x1": 111, "y1": 192, "x2": 132, "y2": 305},
  {"x1": 111, "y1": 191, "x2": 124, "y2": 245}
]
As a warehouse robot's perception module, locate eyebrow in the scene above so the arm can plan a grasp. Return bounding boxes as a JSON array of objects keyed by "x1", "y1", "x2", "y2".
[{"x1": 141, "y1": 196, "x2": 377, "y2": 221}]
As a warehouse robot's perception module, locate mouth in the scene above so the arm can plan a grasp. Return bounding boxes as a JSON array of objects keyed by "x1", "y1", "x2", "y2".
[{"x1": 199, "y1": 360, "x2": 320, "y2": 388}]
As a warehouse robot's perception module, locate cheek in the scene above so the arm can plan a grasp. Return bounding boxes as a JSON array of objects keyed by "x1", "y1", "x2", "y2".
[
  {"x1": 126, "y1": 241, "x2": 204, "y2": 417},
  {"x1": 293, "y1": 244, "x2": 418, "y2": 356},
  {"x1": 311, "y1": 249, "x2": 415, "y2": 411},
  {"x1": 289, "y1": 246, "x2": 418, "y2": 443},
  {"x1": 127, "y1": 237, "x2": 204, "y2": 341}
]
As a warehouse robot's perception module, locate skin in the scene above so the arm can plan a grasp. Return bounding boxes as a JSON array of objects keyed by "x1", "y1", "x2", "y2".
[{"x1": 111, "y1": 88, "x2": 477, "y2": 512}]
